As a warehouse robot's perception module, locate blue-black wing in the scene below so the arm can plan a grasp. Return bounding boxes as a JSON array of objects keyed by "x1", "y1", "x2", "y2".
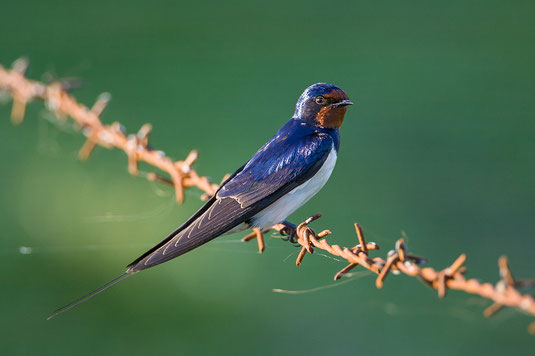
[{"x1": 127, "y1": 127, "x2": 334, "y2": 271}]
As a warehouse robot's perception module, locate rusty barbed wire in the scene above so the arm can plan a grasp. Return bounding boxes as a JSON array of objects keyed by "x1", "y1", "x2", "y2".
[
  {"x1": 265, "y1": 214, "x2": 535, "y2": 332},
  {"x1": 0, "y1": 58, "x2": 218, "y2": 204},
  {"x1": 2, "y1": 59, "x2": 534, "y2": 332}
]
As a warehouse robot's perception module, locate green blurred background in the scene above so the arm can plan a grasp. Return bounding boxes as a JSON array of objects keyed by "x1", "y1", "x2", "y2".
[{"x1": 1, "y1": 0, "x2": 534, "y2": 354}]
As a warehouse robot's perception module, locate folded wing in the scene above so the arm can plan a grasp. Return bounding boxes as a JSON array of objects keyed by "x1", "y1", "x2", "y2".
[{"x1": 127, "y1": 129, "x2": 334, "y2": 271}]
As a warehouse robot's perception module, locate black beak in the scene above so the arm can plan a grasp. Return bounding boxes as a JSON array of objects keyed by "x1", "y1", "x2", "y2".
[{"x1": 333, "y1": 99, "x2": 354, "y2": 107}]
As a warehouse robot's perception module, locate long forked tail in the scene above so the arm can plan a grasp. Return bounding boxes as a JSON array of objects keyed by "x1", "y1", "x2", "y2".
[{"x1": 47, "y1": 271, "x2": 138, "y2": 320}]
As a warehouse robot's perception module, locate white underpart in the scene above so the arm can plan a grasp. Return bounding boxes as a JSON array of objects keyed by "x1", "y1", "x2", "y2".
[{"x1": 251, "y1": 146, "x2": 337, "y2": 230}]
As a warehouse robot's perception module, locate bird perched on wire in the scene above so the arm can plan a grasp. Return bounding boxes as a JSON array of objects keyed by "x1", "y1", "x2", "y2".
[{"x1": 48, "y1": 82, "x2": 353, "y2": 319}]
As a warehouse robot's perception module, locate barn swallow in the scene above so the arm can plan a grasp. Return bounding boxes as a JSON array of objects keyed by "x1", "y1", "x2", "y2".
[{"x1": 48, "y1": 83, "x2": 353, "y2": 319}]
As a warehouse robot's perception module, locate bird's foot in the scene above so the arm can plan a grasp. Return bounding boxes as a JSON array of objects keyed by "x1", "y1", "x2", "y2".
[
  {"x1": 275, "y1": 220, "x2": 299, "y2": 245},
  {"x1": 274, "y1": 215, "x2": 332, "y2": 266}
]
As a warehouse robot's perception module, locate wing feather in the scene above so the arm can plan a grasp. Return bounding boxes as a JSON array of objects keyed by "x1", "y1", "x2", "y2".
[{"x1": 128, "y1": 126, "x2": 335, "y2": 271}]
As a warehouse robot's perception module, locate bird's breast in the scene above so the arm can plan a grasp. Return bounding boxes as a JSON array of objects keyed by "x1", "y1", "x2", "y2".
[{"x1": 251, "y1": 146, "x2": 337, "y2": 229}]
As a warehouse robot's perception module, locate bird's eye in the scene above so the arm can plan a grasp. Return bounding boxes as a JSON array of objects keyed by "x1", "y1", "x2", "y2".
[{"x1": 315, "y1": 96, "x2": 326, "y2": 105}]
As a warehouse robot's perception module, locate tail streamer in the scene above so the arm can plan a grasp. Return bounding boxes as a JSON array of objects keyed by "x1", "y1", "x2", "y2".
[{"x1": 47, "y1": 271, "x2": 137, "y2": 320}]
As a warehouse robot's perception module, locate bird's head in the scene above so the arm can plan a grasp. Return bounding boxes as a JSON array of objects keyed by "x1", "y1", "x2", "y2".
[{"x1": 293, "y1": 83, "x2": 353, "y2": 129}]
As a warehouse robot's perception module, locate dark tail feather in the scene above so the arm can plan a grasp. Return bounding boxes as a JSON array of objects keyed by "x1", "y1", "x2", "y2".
[{"x1": 47, "y1": 271, "x2": 137, "y2": 320}]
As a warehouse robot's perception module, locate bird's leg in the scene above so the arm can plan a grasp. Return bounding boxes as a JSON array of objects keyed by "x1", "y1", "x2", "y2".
[
  {"x1": 241, "y1": 227, "x2": 266, "y2": 253},
  {"x1": 275, "y1": 220, "x2": 299, "y2": 244}
]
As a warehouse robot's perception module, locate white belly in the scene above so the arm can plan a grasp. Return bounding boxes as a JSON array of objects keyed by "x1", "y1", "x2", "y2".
[{"x1": 251, "y1": 147, "x2": 337, "y2": 229}]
